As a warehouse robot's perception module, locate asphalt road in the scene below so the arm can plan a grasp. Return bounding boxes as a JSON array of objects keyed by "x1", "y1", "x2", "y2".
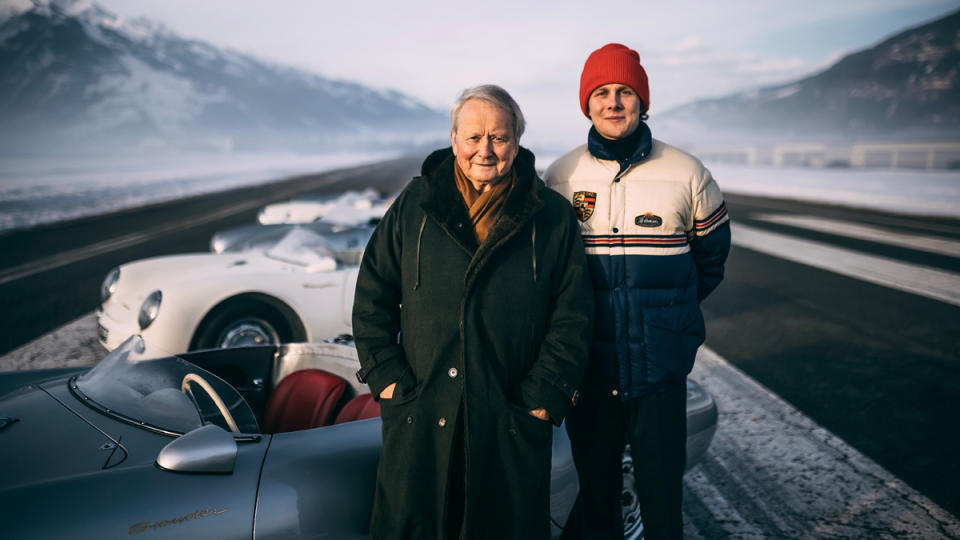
[
  {"x1": 1, "y1": 159, "x2": 958, "y2": 533},
  {"x1": 704, "y1": 193, "x2": 960, "y2": 519}
]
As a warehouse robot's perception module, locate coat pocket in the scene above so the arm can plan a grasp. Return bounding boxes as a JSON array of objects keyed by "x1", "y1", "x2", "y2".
[
  {"x1": 506, "y1": 402, "x2": 553, "y2": 448},
  {"x1": 642, "y1": 303, "x2": 705, "y2": 382},
  {"x1": 379, "y1": 381, "x2": 421, "y2": 413},
  {"x1": 377, "y1": 384, "x2": 422, "y2": 478}
]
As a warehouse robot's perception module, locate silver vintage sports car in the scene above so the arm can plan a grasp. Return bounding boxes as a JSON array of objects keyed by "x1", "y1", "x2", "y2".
[{"x1": 0, "y1": 336, "x2": 717, "y2": 539}]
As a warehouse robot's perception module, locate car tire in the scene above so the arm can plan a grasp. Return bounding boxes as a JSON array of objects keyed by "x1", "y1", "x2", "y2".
[
  {"x1": 193, "y1": 302, "x2": 288, "y2": 350},
  {"x1": 621, "y1": 445, "x2": 645, "y2": 540}
]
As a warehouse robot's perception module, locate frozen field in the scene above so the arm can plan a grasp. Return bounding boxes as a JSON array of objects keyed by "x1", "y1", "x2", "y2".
[{"x1": 0, "y1": 151, "x2": 397, "y2": 232}]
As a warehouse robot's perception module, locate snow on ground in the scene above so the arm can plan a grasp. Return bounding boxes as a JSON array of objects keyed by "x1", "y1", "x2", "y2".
[
  {"x1": 707, "y1": 163, "x2": 960, "y2": 219},
  {"x1": 0, "y1": 151, "x2": 397, "y2": 232}
]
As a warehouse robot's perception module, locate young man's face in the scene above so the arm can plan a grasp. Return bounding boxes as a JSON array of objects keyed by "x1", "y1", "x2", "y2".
[{"x1": 587, "y1": 83, "x2": 642, "y2": 140}]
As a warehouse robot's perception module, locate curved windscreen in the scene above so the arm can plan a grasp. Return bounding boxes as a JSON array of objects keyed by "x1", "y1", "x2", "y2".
[
  {"x1": 264, "y1": 227, "x2": 337, "y2": 271},
  {"x1": 76, "y1": 336, "x2": 258, "y2": 435},
  {"x1": 223, "y1": 223, "x2": 373, "y2": 268}
]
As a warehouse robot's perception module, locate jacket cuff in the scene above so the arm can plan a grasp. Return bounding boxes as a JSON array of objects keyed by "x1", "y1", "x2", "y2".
[
  {"x1": 357, "y1": 349, "x2": 410, "y2": 400},
  {"x1": 519, "y1": 377, "x2": 576, "y2": 426}
]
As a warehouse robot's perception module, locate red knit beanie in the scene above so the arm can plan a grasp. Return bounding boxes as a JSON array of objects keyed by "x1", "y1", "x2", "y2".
[{"x1": 579, "y1": 43, "x2": 650, "y2": 117}]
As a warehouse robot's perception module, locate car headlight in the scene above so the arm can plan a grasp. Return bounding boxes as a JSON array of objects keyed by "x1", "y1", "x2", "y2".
[
  {"x1": 138, "y1": 290, "x2": 162, "y2": 331},
  {"x1": 100, "y1": 267, "x2": 120, "y2": 303}
]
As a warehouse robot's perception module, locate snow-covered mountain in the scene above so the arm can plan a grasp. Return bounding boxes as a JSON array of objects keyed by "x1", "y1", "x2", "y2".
[
  {"x1": 0, "y1": 0, "x2": 447, "y2": 156},
  {"x1": 658, "y1": 8, "x2": 960, "y2": 141}
]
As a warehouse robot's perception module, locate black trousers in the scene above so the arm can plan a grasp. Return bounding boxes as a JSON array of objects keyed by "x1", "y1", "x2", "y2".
[{"x1": 561, "y1": 381, "x2": 687, "y2": 540}]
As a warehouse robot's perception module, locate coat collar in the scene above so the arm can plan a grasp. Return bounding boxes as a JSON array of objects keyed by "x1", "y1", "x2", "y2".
[
  {"x1": 420, "y1": 146, "x2": 544, "y2": 257},
  {"x1": 587, "y1": 121, "x2": 653, "y2": 174}
]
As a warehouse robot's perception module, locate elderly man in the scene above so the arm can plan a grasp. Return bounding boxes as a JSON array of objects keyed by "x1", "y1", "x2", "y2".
[
  {"x1": 352, "y1": 85, "x2": 594, "y2": 540},
  {"x1": 545, "y1": 44, "x2": 731, "y2": 539}
]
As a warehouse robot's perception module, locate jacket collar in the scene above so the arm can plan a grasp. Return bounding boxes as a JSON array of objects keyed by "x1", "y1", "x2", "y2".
[
  {"x1": 587, "y1": 122, "x2": 653, "y2": 174},
  {"x1": 420, "y1": 146, "x2": 544, "y2": 256}
]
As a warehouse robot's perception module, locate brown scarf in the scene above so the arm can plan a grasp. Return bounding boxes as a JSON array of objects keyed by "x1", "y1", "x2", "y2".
[{"x1": 453, "y1": 162, "x2": 516, "y2": 245}]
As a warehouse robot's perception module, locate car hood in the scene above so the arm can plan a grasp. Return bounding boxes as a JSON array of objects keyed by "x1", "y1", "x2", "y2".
[
  {"x1": 0, "y1": 375, "x2": 267, "y2": 539},
  {"x1": 0, "y1": 378, "x2": 129, "y2": 492},
  {"x1": 115, "y1": 253, "x2": 327, "y2": 295}
]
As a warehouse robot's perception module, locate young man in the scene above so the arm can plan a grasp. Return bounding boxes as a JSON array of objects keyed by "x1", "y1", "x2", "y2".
[{"x1": 545, "y1": 43, "x2": 731, "y2": 540}]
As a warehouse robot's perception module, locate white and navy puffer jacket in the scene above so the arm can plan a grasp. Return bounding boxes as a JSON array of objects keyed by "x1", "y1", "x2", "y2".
[{"x1": 545, "y1": 125, "x2": 730, "y2": 399}]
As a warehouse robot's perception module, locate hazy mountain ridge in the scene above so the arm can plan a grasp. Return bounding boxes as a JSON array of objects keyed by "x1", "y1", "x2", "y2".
[
  {"x1": 0, "y1": 0, "x2": 447, "y2": 156},
  {"x1": 660, "y1": 8, "x2": 960, "y2": 140}
]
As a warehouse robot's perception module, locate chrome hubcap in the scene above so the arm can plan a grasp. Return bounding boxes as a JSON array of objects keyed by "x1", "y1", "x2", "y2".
[{"x1": 218, "y1": 318, "x2": 278, "y2": 348}]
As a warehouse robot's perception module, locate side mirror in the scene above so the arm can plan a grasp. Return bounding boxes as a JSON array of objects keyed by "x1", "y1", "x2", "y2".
[{"x1": 156, "y1": 424, "x2": 237, "y2": 474}]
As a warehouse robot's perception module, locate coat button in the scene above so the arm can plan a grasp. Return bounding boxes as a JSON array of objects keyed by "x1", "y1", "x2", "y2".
[
  {"x1": 612, "y1": 389, "x2": 619, "y2": 396},
  {"x1": 438, "y1": 417, "x2": 447, "y2": 427},
  {"x1": 612, "y1": 227, "x2": 619, "y2": 233},
  {"x1": 406, "y1": 416, "x2": 413, "y2": 424},
  {"x1": 448, "y1": 367, "x2": 458, "y2": 378}
]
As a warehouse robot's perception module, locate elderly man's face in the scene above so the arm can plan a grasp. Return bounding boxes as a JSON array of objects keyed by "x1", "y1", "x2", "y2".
[
  {"x1": 451, "y1": 99, "x2": 519, "y2": 191},
  {"x1": 587, "y1": 83, "x2": 642, "y2": 140}
]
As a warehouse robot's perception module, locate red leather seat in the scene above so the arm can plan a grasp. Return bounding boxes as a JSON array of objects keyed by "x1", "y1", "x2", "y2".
[
  {"x1": 262, "y1": 369, "x2": 350, "y2": 434},
  {"x1": 334, "y1": 393, "x2": 381, "y2": 424}
]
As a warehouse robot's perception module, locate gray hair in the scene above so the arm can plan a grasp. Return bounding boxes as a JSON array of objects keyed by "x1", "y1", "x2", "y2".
[{"x1": 450, "y1": 85, "x2": 526, "y2": 140}]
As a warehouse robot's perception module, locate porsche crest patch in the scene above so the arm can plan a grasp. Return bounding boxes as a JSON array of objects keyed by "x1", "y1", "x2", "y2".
[{"x1": 572, "y1": 191, "x2": 597, "y2": 222}]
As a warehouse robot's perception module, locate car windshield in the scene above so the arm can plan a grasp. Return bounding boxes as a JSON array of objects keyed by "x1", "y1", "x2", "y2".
[
  {"x1": 76, "y1": 336, "x2": 258, "y2": 435},
  {"x1": 263, "y1": 226, "x2": 337, "y2": 271}
]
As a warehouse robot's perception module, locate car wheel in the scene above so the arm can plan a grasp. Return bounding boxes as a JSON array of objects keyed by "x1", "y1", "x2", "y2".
[
  {"x1": 621, "y1": 446, "x2": 645, "y2": 540},
  {"x1": 215, "y1": 316, "x2": 280, "y2": 348},
  {"x1": 193, "y1": 302, "x2": 288, "y2": 350}
]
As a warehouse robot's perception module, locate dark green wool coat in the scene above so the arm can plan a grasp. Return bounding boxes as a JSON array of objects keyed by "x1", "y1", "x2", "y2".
[{"x1": 353, "y1": 147, "x2": 594, "y2": 540}]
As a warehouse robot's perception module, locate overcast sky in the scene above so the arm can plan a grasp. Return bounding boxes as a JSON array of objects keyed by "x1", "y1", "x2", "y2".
[{"x1": 94, "y1": 0, "x2": 959, "y2": 149}]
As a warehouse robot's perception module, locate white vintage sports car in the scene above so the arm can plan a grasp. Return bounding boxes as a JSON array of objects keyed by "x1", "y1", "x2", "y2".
[
  {"x1": 97, "y1": 227, "x2": 359, "y2": 354},
  {"x1": 257, "y1": 188, "x2": 391, "y2": 225}
]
